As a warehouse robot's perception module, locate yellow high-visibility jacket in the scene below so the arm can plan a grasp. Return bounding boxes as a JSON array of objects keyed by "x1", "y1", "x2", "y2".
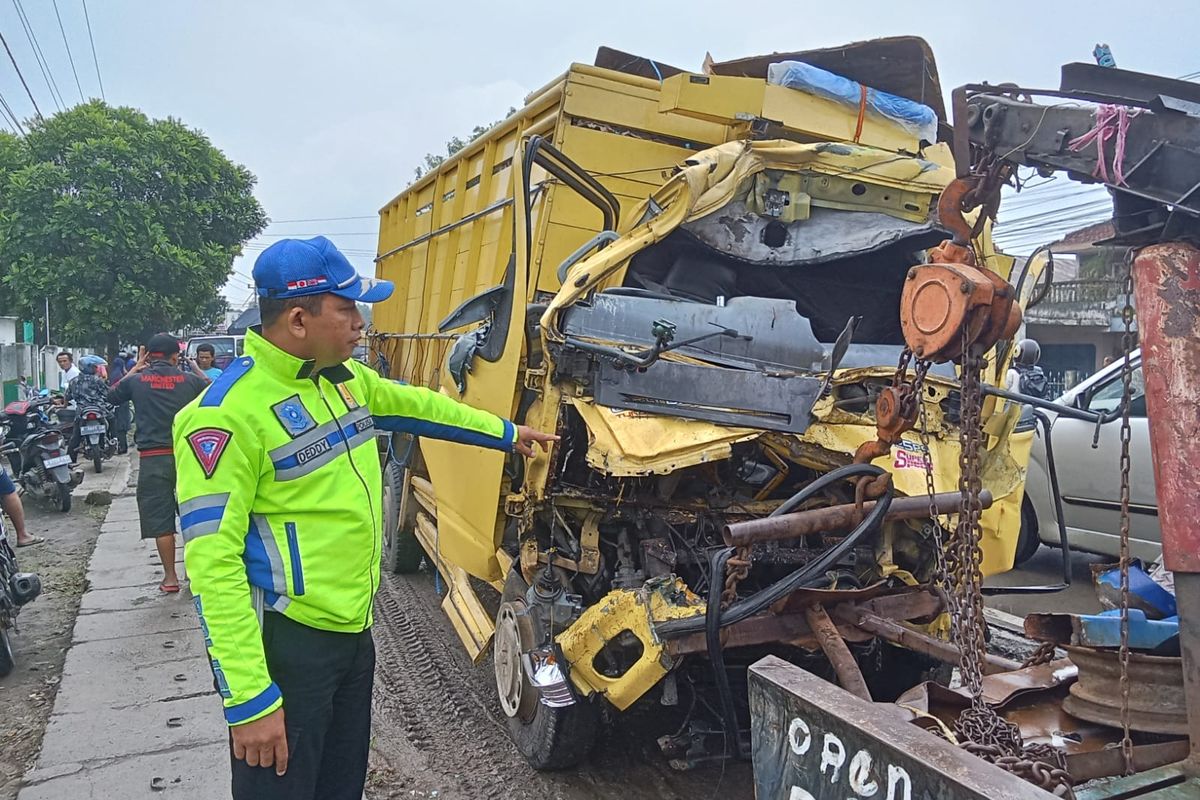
[{"x1": 173, "y1": 329, "x2": 514, "y2": 726}]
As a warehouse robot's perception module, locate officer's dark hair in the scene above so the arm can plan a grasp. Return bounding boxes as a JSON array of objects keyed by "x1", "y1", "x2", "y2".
[
  {"x1": 258, "y1": 294, "x2": 325, "y2": 328},
  {"x1": 195, "y1": 343, "x2": 215, "y2": 356}
]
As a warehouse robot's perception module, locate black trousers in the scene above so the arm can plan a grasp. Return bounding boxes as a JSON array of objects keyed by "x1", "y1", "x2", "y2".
[
  {"x1": 113, "y1": 402, "x2": 130, "y2": 452},
  {"x1": 230, "y1": 611, "x2": 375, "y2": 800}
]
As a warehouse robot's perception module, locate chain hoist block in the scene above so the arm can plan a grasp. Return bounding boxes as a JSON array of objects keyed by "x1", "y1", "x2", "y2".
[
  {"x1": 900, "y1": 261, "x2": 1022, "y2": 364},
  {"x1": 900, "y1": 177, "x2": 1023, "y2": 364}
]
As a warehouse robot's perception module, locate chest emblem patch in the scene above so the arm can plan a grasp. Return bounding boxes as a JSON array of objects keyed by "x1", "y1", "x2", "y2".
[
  {"x1": 188, "y1": 428, "x2": 232, "y2": 479},
  {"x1": 271, "y1": 395, "x2": 316, "y2": 437},
  {"x1": 336, "y1": 384, "x2": 359, "y2": 410}
]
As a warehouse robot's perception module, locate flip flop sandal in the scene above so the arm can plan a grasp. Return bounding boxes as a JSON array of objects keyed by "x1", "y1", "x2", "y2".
[
  {"x1": 159, "y1": 582, "x2": 181, "y2": 594},
  {"x1": 16, "y1": 536, "x2": 45, "y2": 548}
]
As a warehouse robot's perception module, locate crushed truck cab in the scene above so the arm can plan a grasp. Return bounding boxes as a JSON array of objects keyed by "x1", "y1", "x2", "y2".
[{"x1": 371, "y1": 37, "x2": 1035, "y2": 770}]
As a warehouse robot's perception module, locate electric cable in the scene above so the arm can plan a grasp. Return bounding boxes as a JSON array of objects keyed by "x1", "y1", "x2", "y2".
[
  {"x1": 12, "y1": 0, "x2": 65, "y2": 111},
  {"x1": 269, "y1": 215, "x2": 377, "y2": 223},
  {"x1": 79, "y1": 0, "x2": 102, "y2": 100},
  {"x1": 0, "y1": 88, "x2": 26, "y2": 134},
  {"x1": 0, "y1": 27, "x2": 42, "y2": 118},
  {"x1": 50, "y1": 0, "x2": 84, "y2": 101}
]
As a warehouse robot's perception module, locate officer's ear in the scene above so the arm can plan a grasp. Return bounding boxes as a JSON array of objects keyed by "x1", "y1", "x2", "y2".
[{"x1": 285, "y1": 305, "x2": 309, "y2": 340}]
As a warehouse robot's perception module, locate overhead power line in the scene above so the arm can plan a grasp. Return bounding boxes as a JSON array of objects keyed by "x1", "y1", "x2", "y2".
[
  {"x1": 256, "y1": 230, "x2": 378, "y2": 237},
  {"x1": 0, "y1": 28, "x2": 42, "y2": 119},
  {"x1": 12, "y1": 0, "x2": 65, "y2": 111},
  {"x1": 79, "y1": 0, "x2": 103, "y2": 100},
  {"x1": 269, "y1": 215, "x2": 378, "y2": 224},
  {"x1": 0, "y1": 88, "x2": 26, "y2": 134},
  {"x1": 50, "y1": 0, "x2": 84, "y2": 101}
]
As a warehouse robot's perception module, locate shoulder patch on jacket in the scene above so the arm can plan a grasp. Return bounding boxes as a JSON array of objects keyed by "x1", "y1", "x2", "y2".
[
  {"x1": 200, "y1": 357, "x2": 254, "y2": 408},
  {"x1": 188, "y1": 428, "x2": 232, "y2": 478}
]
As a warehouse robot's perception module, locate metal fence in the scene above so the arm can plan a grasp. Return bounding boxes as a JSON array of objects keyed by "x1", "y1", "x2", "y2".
[
  {"x1": 1043, "y1": 368, "x2": 1091, "y2": 399},
  {"x1": 1043, "y1": 279, "x2": 1123, "y2": 306}
]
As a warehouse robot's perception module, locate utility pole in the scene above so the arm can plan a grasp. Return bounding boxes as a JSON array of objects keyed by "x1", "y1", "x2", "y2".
[{"x1": 44, "y1": 297, "x2": 50, "y2": 389}]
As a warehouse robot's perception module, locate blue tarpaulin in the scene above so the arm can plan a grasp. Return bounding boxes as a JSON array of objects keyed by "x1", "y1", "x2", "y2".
[{"x1": 766, "y1": 61, "x2": 939, "y2": 143}]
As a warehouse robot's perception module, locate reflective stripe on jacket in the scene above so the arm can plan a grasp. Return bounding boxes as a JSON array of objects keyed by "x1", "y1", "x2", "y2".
[{"x1": 173, "y1": 329, "x2": 514, "y2": 726}]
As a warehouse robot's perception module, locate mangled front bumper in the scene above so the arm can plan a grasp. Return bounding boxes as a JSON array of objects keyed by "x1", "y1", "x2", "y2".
[{"x1": 557, "y1": 578, "x2": 945, "y2": 710}]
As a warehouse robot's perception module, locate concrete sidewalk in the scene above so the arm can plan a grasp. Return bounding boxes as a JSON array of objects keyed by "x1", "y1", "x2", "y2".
[{"x1": 18, "y1": 459, "x2": 227, "y2": 799}]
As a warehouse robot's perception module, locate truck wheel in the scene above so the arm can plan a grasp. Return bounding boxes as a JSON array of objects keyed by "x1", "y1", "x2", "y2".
[
  {"x1": 381, "y1": 460, "x2": 423, "y2": 574},
  {"x1": 494, "y1": 579, "x2": 598, "y2": 770},
  {"x1": 0, "y1": 628, "x2": 14, "y2": 677},
  {"x1": 1013, "y1": 499, "x2": 1041, "y2": 567}
]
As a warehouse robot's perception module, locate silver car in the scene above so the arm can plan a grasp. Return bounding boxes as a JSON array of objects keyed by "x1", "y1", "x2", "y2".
[{"x1": 1017, "y1": 349, "x2": 1159, "y2": 565}]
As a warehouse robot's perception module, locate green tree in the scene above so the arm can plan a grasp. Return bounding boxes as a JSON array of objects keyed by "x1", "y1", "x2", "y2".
[
  {"x1": 0, "y1": 101, "x2": 266, "y2": 352},
  {"x1": 413, "y1": 108, "x2": 517, "y2": 180}
]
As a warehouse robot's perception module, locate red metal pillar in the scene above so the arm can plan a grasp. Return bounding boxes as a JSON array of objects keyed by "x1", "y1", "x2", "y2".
[{"x1": 1131, "y1": 241, "x2": 1200, "y2": 760}]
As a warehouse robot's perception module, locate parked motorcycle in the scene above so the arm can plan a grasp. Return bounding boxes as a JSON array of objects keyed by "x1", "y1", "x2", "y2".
[
  {"x1": 0, "y1": 514, "x2": 41, "y2": 677},
  {"x1": 1, "y1": 398, "x2": 82, "y2": 513},
  {"x1": 74, "y1": 405, "x2": 116, "y2": 474}
]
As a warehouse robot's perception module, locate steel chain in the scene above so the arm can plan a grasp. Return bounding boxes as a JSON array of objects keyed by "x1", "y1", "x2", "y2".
[
  {"x1": 947, "y1": 326, "x2": 1073, "y2": 796},
  {"x1": 915, "y1": 361, "x2": 954, "y2": 591},
  {"x1": 1021, "y1": 640, "x2": 1059, "y2": 669},
  {"x1": 721, "y1": 545, "x2": 752, "y2": 607},
  {"x1": 1117, "y1": 252, "x2": 1136, "y2": 774},
  {"x1": 967, "y1": 744, "x2": 1075, "y2": 797}
]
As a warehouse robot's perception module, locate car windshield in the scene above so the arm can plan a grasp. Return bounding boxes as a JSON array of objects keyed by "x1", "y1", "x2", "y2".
[
  {"x1": 187, "y1": 338, "x2": 236, "y2": 359},
  {"x1": 1088, "y1": 364, "x2": 1146, "y2": 414}
]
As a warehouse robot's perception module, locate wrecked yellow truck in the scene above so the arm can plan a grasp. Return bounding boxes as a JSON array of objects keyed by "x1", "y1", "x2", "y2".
[{"x1": 370, "y1": 38, "x2": 1035, "y2": 769}]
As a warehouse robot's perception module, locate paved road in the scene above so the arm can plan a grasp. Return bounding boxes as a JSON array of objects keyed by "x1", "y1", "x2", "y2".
[
  {"x1": 17, "y1": 464, "x2": 229, "y2": 800},
  {"x1": 985, "y1": 543, "x2": 1110, "y2": 619}
]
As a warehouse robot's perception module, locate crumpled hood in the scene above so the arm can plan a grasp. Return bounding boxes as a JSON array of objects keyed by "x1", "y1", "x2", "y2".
[{"x1": 542, "y1": 138, "x2": 953, "y2": 339}]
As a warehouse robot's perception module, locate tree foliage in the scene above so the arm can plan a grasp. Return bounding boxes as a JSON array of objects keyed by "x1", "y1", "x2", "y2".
[
  {"x1": 0, "y1": 101, "x2": 266, "y2": 348},
  {"x1": 413, "y1": 107, "x2": 517, "y2": 180}
]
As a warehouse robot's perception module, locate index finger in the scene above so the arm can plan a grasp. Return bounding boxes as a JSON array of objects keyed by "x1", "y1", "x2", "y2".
[{"x1": 275, "y1": 734, "x2": 289, "y2": 776}]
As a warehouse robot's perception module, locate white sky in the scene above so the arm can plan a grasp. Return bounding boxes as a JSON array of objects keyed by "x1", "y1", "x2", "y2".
[{"x1": 1, "y1": 1, "x2": 1196, "y2": 307}]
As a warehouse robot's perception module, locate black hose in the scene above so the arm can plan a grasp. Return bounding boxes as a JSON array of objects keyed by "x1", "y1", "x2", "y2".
[
  {"x1": 770, "y1": 463, "x2": 887, "y2": 517},
  {"x1": 705, "y1": 547, "x2": 744, "y2": 758},
  {"x1": 660, "y1": 465, "x2": 895, "y2": 639}
]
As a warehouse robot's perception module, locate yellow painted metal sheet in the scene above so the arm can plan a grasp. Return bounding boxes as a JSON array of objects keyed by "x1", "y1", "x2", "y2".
[
  {"x1": 413, "y1": 513, "x2": 495, "y2": 662},
  {"x1": 556, "y1": 579, "x2": 704, "y2": 709},
  {"x1": 569, "y1": 398, "x2": 760, "y2": 476},
  {"x1": 658, "y1": 72, "x2": 918, "y2": 152}
]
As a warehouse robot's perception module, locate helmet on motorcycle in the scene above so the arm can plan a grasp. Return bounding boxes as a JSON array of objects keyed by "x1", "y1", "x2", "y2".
[{"x1": 79, "y1": 354, "x2": 106, "y2": 375}]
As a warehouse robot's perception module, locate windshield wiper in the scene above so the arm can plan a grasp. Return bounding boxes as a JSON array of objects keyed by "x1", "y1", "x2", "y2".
[{"x1": 565, "y1": 319, "x2": 752, "y2": 370}]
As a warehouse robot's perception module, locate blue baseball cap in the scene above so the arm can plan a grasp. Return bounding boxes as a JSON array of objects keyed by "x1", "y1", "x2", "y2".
[{"x1": 252, "y1": 236, "x2": 393, "y2": 303}]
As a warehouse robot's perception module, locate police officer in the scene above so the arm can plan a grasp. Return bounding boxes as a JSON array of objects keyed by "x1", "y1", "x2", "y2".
[{"x1": 173, "y1": 236, "x2": 556, "y2": 800}]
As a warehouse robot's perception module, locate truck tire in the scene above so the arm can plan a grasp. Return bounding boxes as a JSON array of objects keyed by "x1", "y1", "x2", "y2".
[
  {"x1": 494, "y1": 574, "x2": 598, "y2": 770},
  {"x1": 380, "y1": 460, "x2": 423, "y2": 574},
  {"x1": 1013, "y1": 499, "x2": 1041, "y2": 567}
]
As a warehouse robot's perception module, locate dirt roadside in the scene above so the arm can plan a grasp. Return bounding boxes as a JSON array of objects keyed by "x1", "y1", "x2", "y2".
[
  {"x1": 367, "y1": 570, "x2": 755, "y2": 800},
  {"x1": 0, "y1": 488, "x2": 108, "y2": 800}
]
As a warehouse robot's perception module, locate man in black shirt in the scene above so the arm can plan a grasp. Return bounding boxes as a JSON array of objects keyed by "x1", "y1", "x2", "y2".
[{"x1": 110, "y1": 334, "x2": 210, "y2": 592}]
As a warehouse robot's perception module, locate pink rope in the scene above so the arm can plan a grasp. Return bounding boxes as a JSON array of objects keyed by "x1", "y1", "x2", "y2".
[{"x1": 1068, "y1": 104, "x2": 1141, "y2": 185}]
